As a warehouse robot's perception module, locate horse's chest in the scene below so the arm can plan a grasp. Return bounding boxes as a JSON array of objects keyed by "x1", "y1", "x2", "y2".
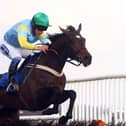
[{"x1": 39, "y1": 74, "x2": 66, "y2": 90}]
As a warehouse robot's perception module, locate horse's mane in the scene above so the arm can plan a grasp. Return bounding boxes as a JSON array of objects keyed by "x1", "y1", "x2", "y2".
[
  {"x1": 48, "y1": 25, "x2": 75, "y2": 42},
  {"x1": 32, "y1": 26, "x2": 76, "y2": 59},
  {"x1": 48, "y1": 33, "x2": 64, "y2": 42}
]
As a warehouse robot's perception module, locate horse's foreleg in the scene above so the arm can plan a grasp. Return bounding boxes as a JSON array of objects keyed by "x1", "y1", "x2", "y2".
[
  {"x1": 44, "y1": 89, "x2": 76, "y2": 124},
  {"x1": 41, "y1": 89, "x2": 76, "y2": 125},
  {"x1": 43, "y1": 89, "x2": 76, "y2": 116},
  {"x1": 42, "y1": 104, "x2": 59, "y2": 115},
  {"x1": 41, "y1": 87, "x2": 61, "y2": 115},
  {"x1": 42, "y1": 89, "x2": 76, "y2": 118},
  {"x1": 57, "y1": 90, "x2": 76, "y2": 125},
  {"x1": 59, "y1": 90, "x2": 76, "y2": 118}
]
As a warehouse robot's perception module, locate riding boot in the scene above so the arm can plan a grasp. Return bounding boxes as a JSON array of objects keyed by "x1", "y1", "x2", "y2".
[{"x1": 6, "y1": 58, "x2": 21, "y2": 95}]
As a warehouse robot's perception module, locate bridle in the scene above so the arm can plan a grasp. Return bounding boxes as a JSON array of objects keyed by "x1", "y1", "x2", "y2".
[
  {"x1": 48, "y1": 32, "x2": 86, "y2": 66},
  {"x1": 66, "y1": 35, "x2": 86, "y2": 66},
  {"x1": 49, "y1": 44, "x2": 84, "y2": 66},
  {"x1": 66, "y1": 46, "x2": 84, "y2": 66}
]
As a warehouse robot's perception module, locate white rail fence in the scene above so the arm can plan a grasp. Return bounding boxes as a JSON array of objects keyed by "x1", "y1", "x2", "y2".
[
  {"x1": 61, "y1": 75, "x2": 126, "y2": 124},
  {"x1": 20, "y1": 75, "x2": 126, "y2": 125}
]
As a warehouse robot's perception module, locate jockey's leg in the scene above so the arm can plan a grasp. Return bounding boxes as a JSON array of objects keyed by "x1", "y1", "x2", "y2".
[
  {"x1": 8, "y1": 57, "x2": 21, "y2": 78},
  {"x1": 6, "y1": 57, "x2": 21, "y2": 94},
  {"x1": 0, "y1": 73, "x2": 9, "y2": 88},
  {"x1": 0, "y1": 44, "x2": 10, "y2": 59},
  {"x1": 0, "y1": 41, "x2": 33, "y2": 94},
  {"x1": 0, "y1": 42, "x2": 22, "y2": 94}
]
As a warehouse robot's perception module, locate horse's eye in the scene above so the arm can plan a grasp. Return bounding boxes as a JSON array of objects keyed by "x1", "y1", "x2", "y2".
[{"x1": 75, "y1": 35, "x2": 81, "y2": 39}]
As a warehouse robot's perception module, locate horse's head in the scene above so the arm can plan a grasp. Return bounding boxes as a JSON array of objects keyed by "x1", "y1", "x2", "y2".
[{"x1": 59, "y1": 24, "x2": 92, "y2": 67}]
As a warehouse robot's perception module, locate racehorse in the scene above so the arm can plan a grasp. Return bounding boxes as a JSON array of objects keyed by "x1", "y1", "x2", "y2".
[{"x1": 0, "y1": 24, "x2": 92, "y2": 125}]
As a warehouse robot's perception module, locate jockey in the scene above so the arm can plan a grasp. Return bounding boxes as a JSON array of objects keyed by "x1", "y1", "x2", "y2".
[{"x1": 0, "y1": 12, "x2": 52, "y2": 94}]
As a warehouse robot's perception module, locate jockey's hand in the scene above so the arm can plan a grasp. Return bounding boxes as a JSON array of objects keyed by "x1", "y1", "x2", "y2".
[{"x1": 37, "y1": 45, "x2": 49, "y2": 53}]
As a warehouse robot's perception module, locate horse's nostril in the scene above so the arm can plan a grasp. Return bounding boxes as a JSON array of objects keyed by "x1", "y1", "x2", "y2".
[
  {"x1": 89, "y1": 56, "x2": 92, "y2": 63},
  {"x1": 83, "y1": 55, "x2": 92, "y2": 66},
  {"x1": 85, "y1": 55, "x2": 92, "y2": 61}
]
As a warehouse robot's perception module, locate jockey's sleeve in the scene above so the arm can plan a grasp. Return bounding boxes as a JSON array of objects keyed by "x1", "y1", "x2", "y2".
[
  {"x1": 17, "y1": 25, "x2": 38, "y2": 50},
  {"x1": 39, "y1": 33, "x2": 52, "y2": 45}
]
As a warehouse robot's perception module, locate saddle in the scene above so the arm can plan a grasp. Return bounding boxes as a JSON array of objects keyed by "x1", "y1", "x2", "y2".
[{"x1": 0, "y1": 55, "x2": 32, "y2": 89}]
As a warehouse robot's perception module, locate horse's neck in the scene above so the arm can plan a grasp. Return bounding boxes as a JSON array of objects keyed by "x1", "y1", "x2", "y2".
[
  {"x1": 31, "y1": 35, "x2": 69, "y2": 73},
  {"x1": 34, "y1": 48, "x2": 67, "y2": 73},
  {"x1": 49, "y1": 42, "x2": 69, "y2": 70}
]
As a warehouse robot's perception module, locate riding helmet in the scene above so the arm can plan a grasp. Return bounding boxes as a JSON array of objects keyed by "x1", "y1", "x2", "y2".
[{"x1": 32, "y1": 12, "x2": 50, "y2": 30}]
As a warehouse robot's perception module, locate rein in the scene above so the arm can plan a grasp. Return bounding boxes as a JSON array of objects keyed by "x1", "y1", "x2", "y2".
[
  {"x1": 22, "y1": 52, "x2": 42, "y2": 84},
  {"x1": 49, "y1": 48, "x2": 82, "y2": 66},
  {"x1": 25, "y1": 49, "x2": 63, "y2": 77},
  {"x1": 49, "y1": 49, "x2": 59, "y2": 56},
  {"x1": 20, "y1": 52, "x2": 43, "y2": 109},
  {"x1": 66, "y1": 48, "x2": 82, "y2": 66},
  {"x1": 23, "y1": 46, "x2": 81, "y2": 83}
]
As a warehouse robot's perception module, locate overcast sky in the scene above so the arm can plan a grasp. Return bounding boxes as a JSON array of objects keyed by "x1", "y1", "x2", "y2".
[{"x1": 0, "y1": 0, "x2": 126, "y2": 80}]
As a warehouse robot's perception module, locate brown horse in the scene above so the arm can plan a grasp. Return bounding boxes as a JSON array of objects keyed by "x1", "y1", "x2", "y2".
[{"x1": 0, "y1": 24, "x2": 92, "y2": 125}]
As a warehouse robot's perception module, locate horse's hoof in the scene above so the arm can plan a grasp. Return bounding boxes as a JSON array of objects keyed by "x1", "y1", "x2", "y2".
[{"x1": 58, "y1": 116, "x2": 68, "y2": 125}]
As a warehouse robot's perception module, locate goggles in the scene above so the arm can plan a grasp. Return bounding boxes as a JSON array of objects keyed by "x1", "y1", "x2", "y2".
[{"x1": 35, "y1": 25, "x2": 48, "y2": 31}]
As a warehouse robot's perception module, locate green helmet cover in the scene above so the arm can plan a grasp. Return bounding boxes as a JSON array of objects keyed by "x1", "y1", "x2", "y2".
[{"x1": 32, "y1": 12, "x2": 50, "y2": 27}]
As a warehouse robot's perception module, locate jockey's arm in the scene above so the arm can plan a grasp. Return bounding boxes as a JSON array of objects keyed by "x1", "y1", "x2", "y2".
[
  {"x1": 39, "y1": 33, "x2": 52, "y2": 45},
  {"x1": 17, "y1": 25, "x2": 51, "y2": 50},
  {"x1": 36, "y1": 34, "x2": 52, "y2": 53},
  {"x1": 17, "y1": 24, "x2": 38, "y2": 50},
  {"x1": 18, "y1": 35, "x2": 38, "y2": 50}
]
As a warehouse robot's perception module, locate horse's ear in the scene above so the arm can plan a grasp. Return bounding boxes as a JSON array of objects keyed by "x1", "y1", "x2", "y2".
[
  {"x1": 77, "y1": 23, "x2": 82, "y2": 33},
  {"x1": 59, "y1": 26, "x2": 66, "y2": 33}
]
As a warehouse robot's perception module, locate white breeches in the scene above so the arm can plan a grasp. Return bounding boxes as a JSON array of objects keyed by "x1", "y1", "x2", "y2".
[
  {"x1": 0, "y1": 40, "x2": 41, "y2": 72},
  {"x1": 0, "y1": 40, "x2": 41, "y2": 59}
]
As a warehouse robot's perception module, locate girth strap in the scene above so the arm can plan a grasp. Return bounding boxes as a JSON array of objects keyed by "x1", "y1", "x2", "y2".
[{"x1": 25, "y1": 64, "x2": 64, "y2": 77}]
